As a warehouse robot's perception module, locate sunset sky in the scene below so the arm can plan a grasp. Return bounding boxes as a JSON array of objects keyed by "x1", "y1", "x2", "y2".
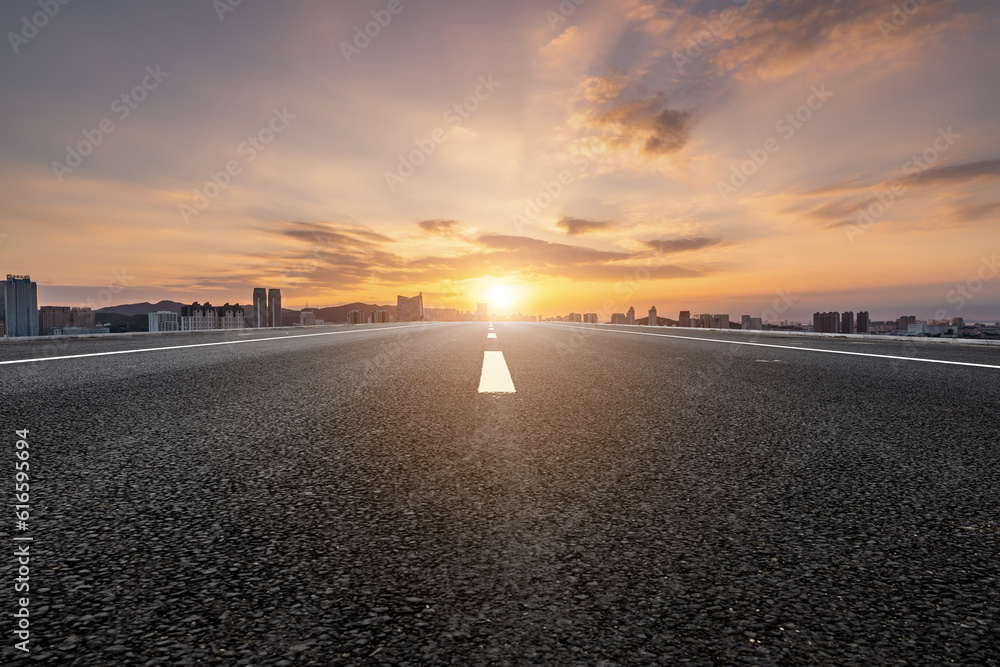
[{"x1": 1, "y1": 0, "x2": 998, "y2": 320}]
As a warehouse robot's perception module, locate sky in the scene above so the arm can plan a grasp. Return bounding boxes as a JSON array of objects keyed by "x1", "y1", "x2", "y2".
[{"x1": 1, "y1": 0, "x2": 998, "y2": 321}]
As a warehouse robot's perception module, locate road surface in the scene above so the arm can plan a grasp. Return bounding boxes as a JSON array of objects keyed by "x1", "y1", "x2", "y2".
[{"x1": 1, "y1": 322, "x2": 998, "y2": 664}]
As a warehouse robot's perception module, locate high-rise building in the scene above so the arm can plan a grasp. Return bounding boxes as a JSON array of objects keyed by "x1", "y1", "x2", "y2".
[
  {"x1": 39, "y1": 306, "x2": 71, "y2": 335},
  {"x1": 372, "y1": 310, "x2": 389, "y2": 324},
  {"x1": 300, "y1": 309, "x2": 315, "y2": 326},
  {"x1": 397, "y1": 293, "x2": 424, "y2": 321},
  {"x1": 611, "y1": 313, "x2": 626, "y2": 324},
  {"x1": 648, "y1": 306, "x2": 658, "y2": 325},
  {"x1": 951, "y1": 316, "x2": 965, "y2": 328},
  {"x1": 741, "y1": 315, "x2": 762, "y2": 330},
  {"x1": 583, "y1": 313, "x2": 598, "y2": 323},
  {"x1": 857, "y1": 311, "x2": 870, "y2": 333},
  {"x1": 710, "y1": 314, "x2": 730, "y2": 329},
  {"x1": 70, "y1": 307, "x2": 95, "y2": 329},
  {"x1": 679, "y1": 311, "x2": 691, "y2": 327},
  {"x1": 841, "y1": 311, "x2": 855, "y2": 334},
  {"x1": 217, "y1": 304, "x2": 246, "y2": 329},
  {"x1": 813, "y1": 312, "x2": 840, "y2": 333},
  {"x1": 180, "y1": 302, "x2": 218, "y2": 331},
  {"x1": 626, "y1": 306, "x2": 635, "y2": 325},
  {"x1": 2, "y1": 275, "x2": 39, "y2": 337},
  {"x1": 348, "y1": 309, "x2": 366, "y2": 325},
  {"x1": 698, "y1": 313, "x2": 712, "y2": 328},
  {"x1": 148, "y1": 311, "x2": 179, "y2": 332},
  {"x1": 267, "y1": 289, "x2": 282, "y2": 328},
  {"x1": 896, "y1": 315, "x2": 916, "y2": 331},
  {"x1": 252, "y1": 288, "x2": 268, "y2": 327}
]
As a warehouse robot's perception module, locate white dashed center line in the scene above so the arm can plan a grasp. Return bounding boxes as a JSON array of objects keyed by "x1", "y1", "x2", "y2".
[
  {"x1": 478, "y1": 350, "x2": 515, "y2": 393},
  {"x1": 487, "y1": 333, "x2": 497, "y2": 339}
]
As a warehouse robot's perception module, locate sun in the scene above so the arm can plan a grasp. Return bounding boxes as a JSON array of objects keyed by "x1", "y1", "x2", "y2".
[{"x1": 487, "y1": 284, "x2": 514, "y2": 310}]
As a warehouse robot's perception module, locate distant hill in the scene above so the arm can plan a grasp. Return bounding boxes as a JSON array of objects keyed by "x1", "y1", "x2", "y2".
[{"x1": 97, "y1": 300, "x2": 184, "y2": 316}]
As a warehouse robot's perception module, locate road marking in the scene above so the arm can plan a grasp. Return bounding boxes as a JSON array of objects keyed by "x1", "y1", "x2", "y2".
[
  {"x1": 487, "y1": 332, "x2": 497, "y2": 339},
  {"x1": 547, "y1": 325, "x2": 1000, "y2": 370},
  {"x1": 478, "y1": 351, "x2": 515, "y2": 393},
  {"x1": 0, "y1": 324, "x2": 437, "y2": 365}
]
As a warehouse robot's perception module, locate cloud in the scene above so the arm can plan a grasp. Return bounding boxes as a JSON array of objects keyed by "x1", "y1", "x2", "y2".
[
  {"x1": 416, "y1": 219, "x2": 462, "y2": 236},
  {"x1": 556, "y1": 217, "x2": 615, "y2": 235},
  {"x1": 256, "y1": 221, "x2": 707, "y2": 289},
  {"x1": 588, "y1": 91, "x2": 694, "y2": 157},
  {"x1": 914, "y1": 159, "x2": 1000, "y2": 185},
  {"x1": 643, "y1": 237, "x2": 722, "y2": 254}
]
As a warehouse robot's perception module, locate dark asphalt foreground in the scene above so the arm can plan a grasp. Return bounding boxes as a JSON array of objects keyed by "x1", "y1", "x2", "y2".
[{"x1": 1, "y1": 322, "x2": 998, "y2": 665}]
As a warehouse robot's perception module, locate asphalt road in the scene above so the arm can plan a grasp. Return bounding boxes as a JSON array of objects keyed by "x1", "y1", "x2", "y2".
[{"x1": 1, "y1": 322, "x2": 998, "y2": 665}]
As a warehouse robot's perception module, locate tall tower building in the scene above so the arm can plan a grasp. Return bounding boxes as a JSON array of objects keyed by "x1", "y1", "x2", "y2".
[
  {"x1": 679, "y1": 311, "x2": 691, "y2": 327},
  {"x1": 2, "y1": 275, "x2": 39, "y2": 337},
  {"x1": 267, "y1": 289, "x2": 282, "y2": 328},
  {"x1": 841, "y1": 311, "x2": 855, "y2": 334},
  {"x1": 648, "y1": 306, "x2": 657, "y2": 326},
  {"x1": 252, "y1": 288, "x2": 268, "y2": 328},
  {"x1": 857, "y1": 311, "x2": 870, "y2": 333},
  {"x1": 626, "y1": 306, "x2": 635, "y2": 325}
]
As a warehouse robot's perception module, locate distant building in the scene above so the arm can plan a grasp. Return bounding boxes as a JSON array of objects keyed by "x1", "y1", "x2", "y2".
[
  {"x1": 348, "y1": 309, "x2": 366, "y2": 325},
  {"x1": 397, "y1": 293, "x2": 424, "y2": 322},
  {"x1": 841, "y1": 311, "x2": 855, "y2": 334},
  {"x1": 583, "y1": 313, "x2": 598, "y2": 323},
  {"x1": 2, "y1": 275, "x2": 39, "y2": 337},
  {"x1": 857, "y1": 311, "x2": 870, "y2": 334},
  {"x1": 300, "y1": 309, "x2": 315, "y2": 326},
  {"x1": 148, "y1": 311, "x2": 179, "y2": 332},
  {"x1": 372, "y1": 310, "x2": 389, "y2": 324},
  {"x1": 741, "y1": 315, "x2": 762, "y2": 330},
  {"x1": 712, "y1": 314, "x2": 729, "y2": 329},
  {"x1": 71, "y1": 307, "x2": 95, "y2": 329},
  {"x1": 39, "y1": 306, "x2": 71, "y2": 335},
  {"x1": 896, "y1": 315, "x2": 917, "y2": 331},
  {"x1": 267, "y1": 289, "x2": 282, "y2": 328},
  {"x1": 626, "y1": 306, "x2": 635, "y2": 325},
  {"x1": 252, "y1": 288, "x2": 268, "y2": 327},
  {"x1": 218, "y1": 304, "x2": 246, "y2": 329},
  {"x1": 611, "y1": 313, "x2": 626, "y2": 324},
  {"x1": 180, "y1": 302, "x2": 218, "y2": 331},
  {"x1": 648, "y1": 306, "x2": 657, "y2": 325},
  {"x1": 813, "y1": 312, "x2": 840, "y2": 333},
  {"x1": 951, "y1": 317, "x2": 965, "y2": 328},
  {"x1": 698, "y1": 313, "x2": 712, "y2": 328},
  {"x1": 476, "y1": 302, "x2": 488, "y2": 321},
  {"x1": 679, "y1": 311, "x2": 691, "y2": 327}
]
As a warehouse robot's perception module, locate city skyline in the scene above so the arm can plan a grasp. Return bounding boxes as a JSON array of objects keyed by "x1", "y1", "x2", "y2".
[{"x1": 1, "y1": 2, "x2": 998, "y2": 320}]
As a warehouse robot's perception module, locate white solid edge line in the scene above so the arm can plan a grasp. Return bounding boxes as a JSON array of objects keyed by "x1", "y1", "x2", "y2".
[
  {"x1": 478, "y1": 350, "x2": 516, "y2": 393},
  {"x1": 0, "y1": 323, "x2": 438, "y2": 365},
  {"x1": 544, "y1": 324, "x2": 1000, "y2": 370}
]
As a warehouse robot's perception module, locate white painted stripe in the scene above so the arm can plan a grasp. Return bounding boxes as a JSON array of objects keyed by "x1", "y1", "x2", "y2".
[
  {"x1": 547, "y1": 324, "x2": 1000, "y2": 370},
  {"x1": 487, "y1": 332, "x2": 497, "y2": 339},
  {"x1": 0, "y1": 324, "x2": 435, "y2": 366},
  {"x1": 478, "y1": 350, "x2": 516, "y2": 393}
]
